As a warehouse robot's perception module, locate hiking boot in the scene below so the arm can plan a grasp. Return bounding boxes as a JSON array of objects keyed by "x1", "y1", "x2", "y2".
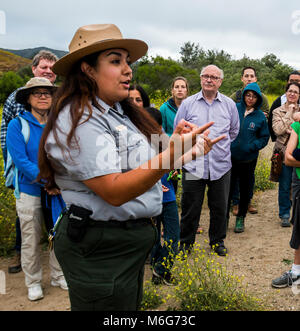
[
  {"x1": 248, "y1": 204, "x2": 258, "y2": 214},
  {"x1": 234, "y1": 216, "x2": 245, "y2": 233},
  {"x1": 271, "y1": 271, "x2": 300, "y2": 288},
  {"x1": 8, "y1": 252, "x2": 22, "y2": 274},
  {"x1": 280, "y1": 218, "x2": 291, "y2": 228},
  {"x1": 212, "y1": 242, "x2": 228, "y2": 256},
  {"x1": 152, "y1": 269, "x2": 176, "y2": 286},
  {"x1": 232, "y1": 205, "x2": 239, "y2": 216}
]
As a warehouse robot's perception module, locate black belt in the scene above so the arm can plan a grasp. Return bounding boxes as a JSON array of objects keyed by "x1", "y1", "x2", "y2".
[
  {"x1": 88, "y1": 217, "x2": 155, "y2": 228},
  {"x1": 66, "y1": 204, "x2": 156, "y2": 232}
]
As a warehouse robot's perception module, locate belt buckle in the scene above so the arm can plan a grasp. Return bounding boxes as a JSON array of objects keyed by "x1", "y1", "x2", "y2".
[{"x1": 150, "y1": 217, "x2": 156, "y2": 226}]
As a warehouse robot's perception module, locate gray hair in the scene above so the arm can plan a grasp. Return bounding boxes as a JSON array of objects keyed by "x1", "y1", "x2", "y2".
[
  {"x1": 32, "y1": 50, "x2": 58, "y2": 67},
  {"x1": 200, "y1": 65, "x2": 224, "y2": 79}
]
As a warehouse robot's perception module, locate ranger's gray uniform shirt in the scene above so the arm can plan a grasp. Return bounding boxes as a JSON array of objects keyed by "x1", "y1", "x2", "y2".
[{"x1": 45, "y1": 98, "x2": 163, "y2": 221}]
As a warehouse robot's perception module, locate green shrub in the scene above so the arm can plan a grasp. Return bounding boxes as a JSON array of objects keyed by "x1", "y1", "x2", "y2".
[
  {"x1": 254, "y1": 157, "x2": 276, "y2": 192},
  {"x1": 0, "y1": 152, "x2": 17, "y2": 256},
  {"x1": 167, "y1": 243, "x2": 265, "y2": 311},
  {"x1": 0, "y1": 71, "x2": 25, "y2": 105},
  {"x1": 0, "y1": 106, "x2": 17, "y2": 256},
  {"x1": 140, "y1": 280, "x2": 164, "y2": 311}
]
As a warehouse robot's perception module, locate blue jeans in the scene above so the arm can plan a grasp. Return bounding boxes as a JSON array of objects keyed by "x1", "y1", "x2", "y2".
[
  {"x1": 278, "y1": 164, "x2": 293, "y2": 219},
  {"x1": 151, "y1": 201, "x2": 180, "y2": 276}
]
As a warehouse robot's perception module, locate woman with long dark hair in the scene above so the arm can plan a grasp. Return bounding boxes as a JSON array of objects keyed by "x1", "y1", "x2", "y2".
[
  {"x1": 129, "y1": 84, "x2": 150, "y2": 109},
  {"x1": 38, "y1": 24, "x2": 224, "y2": 311}
]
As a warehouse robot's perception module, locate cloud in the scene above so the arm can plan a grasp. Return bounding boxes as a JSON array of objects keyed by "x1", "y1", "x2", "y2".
[{"x1": 0, "y1": 0, "x2": 300, "y2": 68}]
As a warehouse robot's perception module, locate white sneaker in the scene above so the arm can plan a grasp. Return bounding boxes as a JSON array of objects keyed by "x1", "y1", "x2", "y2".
[
  {"x1": 51, "y1": 278, "x2": 68, "y2": 290},
  {"x1": 28, "y1": 285, "x2": 44, "y2": 301}
]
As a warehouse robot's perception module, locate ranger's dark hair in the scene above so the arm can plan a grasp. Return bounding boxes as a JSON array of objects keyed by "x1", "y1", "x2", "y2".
[{"x1": 38, "y1": 51, "x2": 160, "y2": 189}]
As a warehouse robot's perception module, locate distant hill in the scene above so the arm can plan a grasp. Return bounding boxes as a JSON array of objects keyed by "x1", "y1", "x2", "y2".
[
  {"x1": 0, "y1": 47, "x2": 68, "y2": 60},
  {"x1": 0, "y1": 50, "x2": 31, "y2": 73}
]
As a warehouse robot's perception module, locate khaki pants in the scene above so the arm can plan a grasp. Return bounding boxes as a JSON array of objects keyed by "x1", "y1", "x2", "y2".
[{"x1": 16, "y1": 192, "x2": 64, "y2": 288}]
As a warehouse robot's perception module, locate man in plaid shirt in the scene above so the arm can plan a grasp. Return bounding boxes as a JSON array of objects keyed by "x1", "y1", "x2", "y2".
[{"x1": 1, "y1": 50, "x2": 57, "y2": 274}]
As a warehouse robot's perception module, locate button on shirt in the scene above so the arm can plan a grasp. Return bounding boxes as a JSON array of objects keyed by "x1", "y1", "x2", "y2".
[
  {"x1": 45, "y1": 98, "x2": 163, "y2": 221},
  {"x1": 174, "y1": 90, "x2": 239, "y2": 180}
]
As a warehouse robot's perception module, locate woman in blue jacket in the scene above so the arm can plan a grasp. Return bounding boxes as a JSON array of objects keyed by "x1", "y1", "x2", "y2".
[
  {"x1": 228, "y1": 82, "x2": 269, "y2": 233},
  {"x1": 6, "y1": 77, "x2": 67, "y2": 302}
]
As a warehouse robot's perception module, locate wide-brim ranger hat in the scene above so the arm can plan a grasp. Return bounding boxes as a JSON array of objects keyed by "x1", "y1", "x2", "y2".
[
  {"x1": 15, "y1": 77, "x2": 57, "y2": 105},
  {"x1": 52, "y1": 24, "x2": 148, "y2": 76}
]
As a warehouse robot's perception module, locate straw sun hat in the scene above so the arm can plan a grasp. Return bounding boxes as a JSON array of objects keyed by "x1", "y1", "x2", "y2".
[
  {"x1": 15, "y1": 77, "x2": 57, "y2": 105},
  {"x1": 53, "y1": 24, "x2": 148, "y2": 76}
]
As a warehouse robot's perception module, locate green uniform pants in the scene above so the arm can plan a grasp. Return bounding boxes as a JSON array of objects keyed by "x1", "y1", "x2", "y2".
[{"x1": 54, "y1": 214, "x2": 157, "y2": 311}]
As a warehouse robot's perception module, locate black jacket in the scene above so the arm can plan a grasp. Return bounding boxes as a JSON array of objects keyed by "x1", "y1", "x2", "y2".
[{"x1": 290, "y1": 190, "x2": 300, "y2": 249}]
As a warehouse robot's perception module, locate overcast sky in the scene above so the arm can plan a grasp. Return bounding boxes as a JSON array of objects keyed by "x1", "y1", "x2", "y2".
[{"x1": 1, "y1": 0, "x2": 300, "y2": 68}]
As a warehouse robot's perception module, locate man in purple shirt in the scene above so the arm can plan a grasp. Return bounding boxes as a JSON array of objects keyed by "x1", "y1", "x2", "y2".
[{"x1": 174, "y1": 64, "x2": 239, "y2": 256}]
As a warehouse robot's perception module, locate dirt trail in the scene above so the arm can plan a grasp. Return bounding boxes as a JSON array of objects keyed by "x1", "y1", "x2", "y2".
[
  {"x1": 0, "y1": 142, "x2": 298, "y2": 311},
  {"x1": 0, "y1": 186, "x2": 299, "y2": 311}
]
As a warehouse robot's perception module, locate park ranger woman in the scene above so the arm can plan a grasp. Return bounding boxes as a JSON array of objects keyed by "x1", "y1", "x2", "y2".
[{"x1": 38, "y1": 23, "x2": 224, "y2": 311}]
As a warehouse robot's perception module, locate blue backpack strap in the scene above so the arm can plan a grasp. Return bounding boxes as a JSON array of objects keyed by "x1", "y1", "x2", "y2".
[
  {"x1": 14, "y1": 117, "x2": 30, "y2": 199},
  {"x1": 18, "y1": 117, "x2": 30, "y2": 144}
]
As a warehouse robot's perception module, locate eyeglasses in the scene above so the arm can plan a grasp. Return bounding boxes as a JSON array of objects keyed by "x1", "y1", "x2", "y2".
[
  {"x1": 245, "y1": 93, "x2": 258, "y2": 99},
  {"x1": 201, "y1": 74, "x2": 221, "y2": 82},
  {"x1": 31, "y1": 91, "x2": 52, "y2": 98}
]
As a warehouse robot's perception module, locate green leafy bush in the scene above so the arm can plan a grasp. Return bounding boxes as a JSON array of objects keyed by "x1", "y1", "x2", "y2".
[
  {"x1": 140, "y1": 280, "x2": 164, "y2": 311},
  {"x1": 0, "y1": 106, "x2": 17, "y2": 256},
  {"x1": 254, "y1": 157, "x2": 276, "y2": 192},
  {"x1": 165, "y1": 243, "x2": 265, "y2": 311},
  {"x1": 0, "y1": 71, "x2": 25, "y2": 105}
]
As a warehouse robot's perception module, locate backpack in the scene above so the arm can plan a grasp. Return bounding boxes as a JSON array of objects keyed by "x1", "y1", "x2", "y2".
[
  {"x1": 4, "y1": 117, "x2": 30, "y2": 199},
  {"x1": 235, "y1": 90, "x2": 242, "y2": 103}
]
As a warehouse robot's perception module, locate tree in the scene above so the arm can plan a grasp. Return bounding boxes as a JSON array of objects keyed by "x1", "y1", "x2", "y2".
[
  {"x1": 180, "y1": 42, "x2": 204, "y2": 68},
  {"x1": 272, "y1": 63, "x2": 293, "y2": 81},
  {"x1": 134, "y1": 55, "x2": 200, "y2": 97},
  {"x1": 17, "y1": 64, "x2": 32, "y2": 80},
  {"x1": 261, "y1": 53, "x2": 281, "y2": 70},
  {"x1": 131, "y1": 42, "x2": 298, "y2": 98},
  {"x1": 0, "y1": 71, "x2": 25, "y2": 105}
]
